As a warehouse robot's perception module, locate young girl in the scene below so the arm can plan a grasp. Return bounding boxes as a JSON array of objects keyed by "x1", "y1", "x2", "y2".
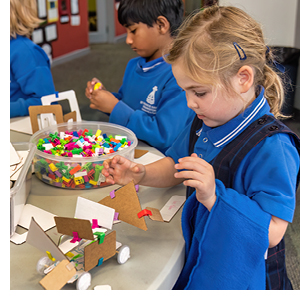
[
  {"x1": 10, "y1": 0, "x2": 55, "y2": 118},
  {"x1": 102, "y1": 5, "x2": 300, "y2": 289}
]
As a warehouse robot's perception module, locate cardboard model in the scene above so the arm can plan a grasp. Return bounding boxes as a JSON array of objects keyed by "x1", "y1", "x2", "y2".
[
  {"x1": 98, "y1": 181, "x2": 148, "y2": 231},
  {"x1": 55, "y1": 216, "x2": 95, "y2": 241},
  {"x1": 28, "y1": 104, "x2": 77, "y2": 133},
  {"x1": 26, "y1": 217, "x2": 119, "y2": 290}
]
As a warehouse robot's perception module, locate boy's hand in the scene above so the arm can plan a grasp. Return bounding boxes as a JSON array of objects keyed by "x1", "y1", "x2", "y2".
[
  {"x1": 89, "y1": 89, "x2": 119, "y2": 114},
  {"x1": 174, "y1": 153, "x2": 216, "y2": 211},
  {"x1": 102, "y1": 155, "x2": 146, "y2": 185},
  {"x1": 85, "y1": 77, "x2": 103, "y2": 99}
]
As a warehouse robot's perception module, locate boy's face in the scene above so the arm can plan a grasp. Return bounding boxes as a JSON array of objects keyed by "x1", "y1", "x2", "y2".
[
  {"x1": 172, "y1": 60, "x2": 246, "y2": 128},
  {"x1": 125, "y1": 22, "x2": 164, "y2": 61}
]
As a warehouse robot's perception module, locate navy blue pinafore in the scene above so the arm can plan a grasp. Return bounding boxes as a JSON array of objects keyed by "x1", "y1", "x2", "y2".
[{"x1": 187, "y1": 114, "x2": 300, "y2": 290}]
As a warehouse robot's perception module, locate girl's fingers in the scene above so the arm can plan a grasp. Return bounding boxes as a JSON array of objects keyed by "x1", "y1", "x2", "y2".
[{"x1": 174, "y1": 170, "x2": 203, "y2": 181}]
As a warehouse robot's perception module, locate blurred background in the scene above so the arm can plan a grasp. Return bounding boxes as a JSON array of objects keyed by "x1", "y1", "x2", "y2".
[{"x1": 32, "y1": 0, "x2": 300, "y2": 120}]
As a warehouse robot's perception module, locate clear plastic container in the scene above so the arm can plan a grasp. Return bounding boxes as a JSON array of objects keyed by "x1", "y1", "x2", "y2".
[
  {"x1": 29, "y1": 121, "x2": 137, "y2": 190},
  {"x1": 10, "y1": 142, "x2": 35, "y2": 237}
]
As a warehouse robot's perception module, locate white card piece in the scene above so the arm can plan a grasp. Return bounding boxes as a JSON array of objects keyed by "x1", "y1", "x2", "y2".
[
  {"x1": 26, "y1": 218, "x2": 66, "y2": 262},
  {"x1": 10, "y1": 143, "x2": 20, "y2": 166},
  {"x1": 160, "y1": 195, "x2": 186, "y2": 222},
  {"x1": 10, "y1": 116, "x2": 33, "y2": 135},
  {"x1": 10, "y1": 151, "x2": 29, "y2": 180},
  {"x1": 18, "y1": 204, "x2": 56, "y2": 231},
  {"x1": 58, "y1": 240, "x2": 80, "y2": 254},
  {"x1": 116, "y1": 241, "x2": 122, "y2": 250},
  {"x1": 10, "y1": 232, "x2": 28, "y2": 245},
  {"x1": 94, "y1": 285, "x2": 112, "y2": 290},
  {"x1": 92, "y1": 228, "x2": 107, "y2": 234},
  {"x1": 75, "y1": 197, "x2": 115, "y2": 230},
  {"x1": 41, "y1": 90, "x2": 82, "y2": 122},
  {"x1": 134, "y1": 152, "x2": 163, "y2": 165}
]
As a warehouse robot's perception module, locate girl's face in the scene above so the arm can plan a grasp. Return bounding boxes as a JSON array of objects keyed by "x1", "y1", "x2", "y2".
[{"x1": 172, "y1": 61, "x2": 246, "y2": 128}]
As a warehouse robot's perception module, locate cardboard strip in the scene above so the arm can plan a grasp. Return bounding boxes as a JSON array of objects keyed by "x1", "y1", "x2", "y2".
[
  {"x1": 146, "y1": 207, "x2": 164, "y2": 222},
  {"x1": 84, "y1": 231, "x2": 116, "y2": 272},
  {"x1": 39, "y1": 259, "x2": 76, "y2": 290},
  {"x1": 54, "y1": 217, "x2": 94, "y2": 240}
]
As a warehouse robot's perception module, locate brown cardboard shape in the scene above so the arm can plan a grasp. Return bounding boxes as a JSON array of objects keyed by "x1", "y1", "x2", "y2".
[
  {"x1": 39, "y1": 259, "x2": 76, "y2": 290},
  {"x1": 29, "y1": 105, "x2": 64, "y2": 133},
  {"x1": 84, "y1": 231, "x2": 116, "y2": 272},
  {"x1": 54, "y1": 216, "x2": 94, "y2": 240},
  {"x1": 28, "y1": 104, "x2": 77, "y2": 133},
  {"x1": 99, "y1": 181, "x2": 147, "y2": 231},
  {"x1": 63, "y1": 110, "x2": 77, "y2": 122},
  {"x1": 146, "y1": 207, "x2": 164, "y2": 222},
  {"x1": 134, "y1": 149, "x2": 148, "y2": 158}
]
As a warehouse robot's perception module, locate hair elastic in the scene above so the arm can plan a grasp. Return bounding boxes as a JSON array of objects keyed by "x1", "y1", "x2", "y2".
[
  {"x1": 266, "y1": 46, "x2": 285, "y2": 73},
  {"x1": 233, "y1": 42, "x2": 247, "y2": 60}
]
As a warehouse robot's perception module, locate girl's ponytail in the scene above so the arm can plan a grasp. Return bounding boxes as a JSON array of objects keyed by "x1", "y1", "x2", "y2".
[{"x1": 263, "y1": 63, "x2": 286, "y2": 118}]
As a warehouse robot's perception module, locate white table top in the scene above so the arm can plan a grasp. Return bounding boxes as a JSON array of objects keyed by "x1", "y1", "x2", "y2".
[{"x1": 10, "y1": 126, "x2": 186, "y2": 290}]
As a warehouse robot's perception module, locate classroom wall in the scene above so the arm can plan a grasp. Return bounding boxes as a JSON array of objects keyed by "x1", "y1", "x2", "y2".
[
  {"x1": 219, "y1": 0, "x2": 299, "y2": 48},
  {"x1": 51, "y1": 0, "x2": 89, "y2": 59},
  {"x1": 33, "y1": 0, "x2": 89, "y2": 65},
  {"x1": 219, "y1": 0, "x2": 300, "y2": 111}
]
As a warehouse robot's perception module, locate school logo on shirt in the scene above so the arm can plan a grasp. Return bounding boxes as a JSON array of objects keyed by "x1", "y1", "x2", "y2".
[
  {"x1": 146, "y1": 86, "x2": 158, "y2": 104},
  {"x1": 140, "y1": 86, "x2": 158, "y2": 115}
]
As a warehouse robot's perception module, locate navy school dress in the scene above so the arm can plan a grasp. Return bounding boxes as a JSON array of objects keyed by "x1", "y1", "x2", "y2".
[{"x1": 186, "y1": 114, "x2": 300, "y2": 290}]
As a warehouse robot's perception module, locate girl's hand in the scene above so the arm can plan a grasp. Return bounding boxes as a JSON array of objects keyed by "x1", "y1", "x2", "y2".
[
  {"x1": 102, "y1": 155, "x2": 146, "y2": 185},
  {"x1": 174, "y1": 153, "x2": 216, "y2": 211}
]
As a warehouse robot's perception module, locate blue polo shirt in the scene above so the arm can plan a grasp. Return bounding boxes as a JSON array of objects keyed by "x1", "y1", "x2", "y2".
[
  {"x1": 109, "y1": 56, "x2": 194, "y2": 154},
  {"x1": 166, "y1": 87, "x2": 299, "y2": 222}
]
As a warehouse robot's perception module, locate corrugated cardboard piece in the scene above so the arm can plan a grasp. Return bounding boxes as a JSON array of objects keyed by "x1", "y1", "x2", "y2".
[
  {"x1": 54, "y1": 217, "x2": 94, "y2": 240},
  {"x1": 99, "y1": 181, "x2": 147, "y2": 231},
  {"x1": 39, "y1": 260, "x2": 76, "y2": 290},
  {"x1": 29, "y1": 105, "x2": 64, "y2": 133},
  {"x1": 28, "y1": 104, "x2": 77, "y2": 133},
  {"x1": 134, "y1": 149, "x2": 148, "y2": 158},
  {"x1": 146, "y1": 207, "x2": 164, "y2": 222},
  {"x1": 84, "y1": 231, "x2": 116, "y2": 271}
]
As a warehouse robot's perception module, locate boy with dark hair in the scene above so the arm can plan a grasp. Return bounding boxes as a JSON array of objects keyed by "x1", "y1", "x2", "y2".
[{"x1": 85, "y1": 0, "x2": 194, "y2": 154}]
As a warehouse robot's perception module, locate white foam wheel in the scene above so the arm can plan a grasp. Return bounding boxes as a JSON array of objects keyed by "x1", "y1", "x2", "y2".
[
  {"x1": 76, "y1": 272, "x2": 91, "y2": 290},
  {"x1": 36, "y1": 256, "x2": 52, "y2": 275},
  {"x1": 117, "y1": 245, "x2": 130, "y2": 264}
]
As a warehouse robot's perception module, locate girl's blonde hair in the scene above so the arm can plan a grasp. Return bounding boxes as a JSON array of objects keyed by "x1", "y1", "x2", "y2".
[
  {"x1": 10, "y1": 0, "x2": 43, "y2": 38},
  {"x1": 166, "y1": 5, "x2": 286, "y2": 119}
]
